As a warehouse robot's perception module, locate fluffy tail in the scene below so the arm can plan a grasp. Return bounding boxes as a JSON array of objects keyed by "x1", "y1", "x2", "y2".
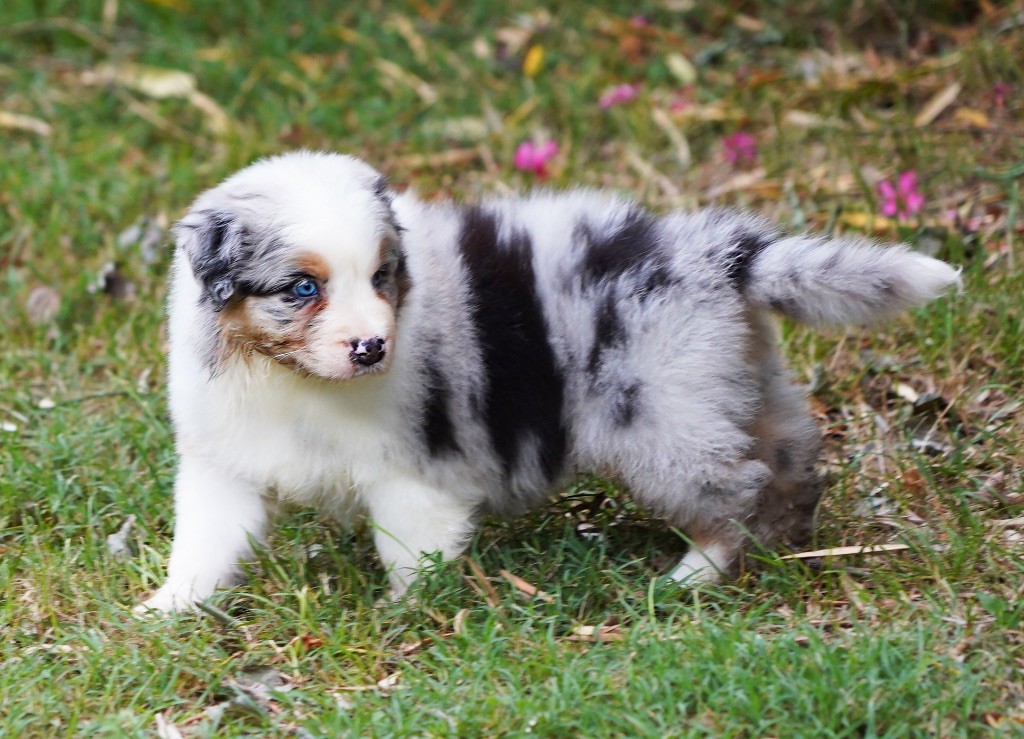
[{"x1": 734, "y1": 232, "x2": 961, "y2": 325}]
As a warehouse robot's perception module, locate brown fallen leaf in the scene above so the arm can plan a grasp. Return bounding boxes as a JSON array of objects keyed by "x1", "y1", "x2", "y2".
[{"x1": 499, "y1": 569, "x2": 554, "y2": 603}]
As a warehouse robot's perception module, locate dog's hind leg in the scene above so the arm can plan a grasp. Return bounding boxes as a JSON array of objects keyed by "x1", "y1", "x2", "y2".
[
  {"x1": 617, "y1": 436, "x2": 773, "y2": 586},
  {"x1": 743, "y1": 314, "x2": 826, "y2": 551},
  {"x1": 364, "y1": 473, "x2": 477, "y2": 597}
]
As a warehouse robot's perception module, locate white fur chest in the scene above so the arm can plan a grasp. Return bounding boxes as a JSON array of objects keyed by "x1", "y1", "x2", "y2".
[{"x1": 170, "y1": 355, "x2": 397, "y2": 513}]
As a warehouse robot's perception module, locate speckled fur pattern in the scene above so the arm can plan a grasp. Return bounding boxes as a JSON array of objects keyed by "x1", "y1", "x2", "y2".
[{"x1": 137, "y1": 151, "x2": 961, "y2": 613}]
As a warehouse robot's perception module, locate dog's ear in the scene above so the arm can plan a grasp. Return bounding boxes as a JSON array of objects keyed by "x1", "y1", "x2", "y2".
[{"x1": 174, "y1": 209, "x2": 246, "y2": 309}]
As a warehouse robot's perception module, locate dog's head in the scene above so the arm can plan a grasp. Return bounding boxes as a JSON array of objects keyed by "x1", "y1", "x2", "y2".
[{"x1": 175, "y1": 152, "x2": 407, "y2": 381}]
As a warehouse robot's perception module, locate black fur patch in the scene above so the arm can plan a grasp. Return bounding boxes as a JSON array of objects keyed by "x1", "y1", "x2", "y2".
[
  {"x1": 588, "y1": 292, "x2": 625, "y2": 376},
  {"x1": 612, "y1": 381, "x2": 643, "y2": 426},
  {"x1": 725, "y1": 232, "x2": 770, "y2": 286},
  {"x1": 421, "y1": 355, "x2": 460, "y2": 456},
  {"x1": 578, "y1": 207, "x2": 665, "y2": 287},
  {"x1": 575, "y1": 208, "x2": 676, "y2": 377},
  {"x1": 576, "y1": 208, "x2": 679, "y2": 377},
  {"x1": 457, "y1": 206, "x2": 567, "y2": 483},
  {"x1": 774, "y1": 445, "x2": 793, "y2": 473}
]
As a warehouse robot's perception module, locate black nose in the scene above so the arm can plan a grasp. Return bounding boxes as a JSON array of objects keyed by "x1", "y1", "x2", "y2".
[{"x1": 350, "y1": 337, "x2": 386, "y2": 366}]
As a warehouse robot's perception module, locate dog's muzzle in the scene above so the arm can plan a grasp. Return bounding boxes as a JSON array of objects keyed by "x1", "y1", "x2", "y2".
[{"x1": 350, "y1": 337, "x2": 386, "y2": 366}]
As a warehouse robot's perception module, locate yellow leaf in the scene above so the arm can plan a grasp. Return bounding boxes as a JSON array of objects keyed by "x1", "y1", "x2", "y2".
[
  {"x1": 523, "y1": 45, "x2": 544, "y2": 77},
  {"x1": 839, "y1": 212, "x2": 894, "y2": 232},
  {"x1": 953, "y1": 107, "x2": 990, "y2": 129},
  {"x1": 665, "y1": 53, "x2": 697, "y2": 85}
]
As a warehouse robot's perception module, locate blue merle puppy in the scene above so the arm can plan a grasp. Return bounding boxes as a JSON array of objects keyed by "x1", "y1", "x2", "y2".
[{"x1": 137, "y1": 151, "x2": 960, "y2": 613}]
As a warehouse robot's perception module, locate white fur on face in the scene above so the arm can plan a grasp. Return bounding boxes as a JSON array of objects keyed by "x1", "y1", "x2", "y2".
[
  {"x1": 173, "y1": 152, "x2": 403, "y2": 382},
  {"x1": 139, "y1": 151, "x2": 960, "y2": 614}
]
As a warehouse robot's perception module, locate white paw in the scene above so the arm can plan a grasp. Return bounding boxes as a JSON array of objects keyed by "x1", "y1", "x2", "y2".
[
  {"x1": 132, "y1": 585, "x2": 201, "y2": 617},
  {"x1": 670, "y1": 544, "x2": 730, "y2": 586}
]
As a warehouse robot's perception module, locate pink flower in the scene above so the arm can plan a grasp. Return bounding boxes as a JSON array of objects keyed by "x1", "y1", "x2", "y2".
[
  {"x1": 514, "y1": 140, "x2": 558, "y2": 178},
  {"x1": 992, "y1": 82, "x2": 1009, "y2": 109},
  {"x1": 877, "y1": 171, "x2": 925, "y2": 221},
  {"x1": 599, "y1": 83, "x2": 640, "y2": 109},
  {"x1": 722, "y1": 132, "x2": 757, "y2": 165}
]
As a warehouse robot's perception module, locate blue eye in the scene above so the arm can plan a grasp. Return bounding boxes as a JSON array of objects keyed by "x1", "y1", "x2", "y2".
[{"x1": 292, "y1": 279, "x2": 319, "y2": 299}]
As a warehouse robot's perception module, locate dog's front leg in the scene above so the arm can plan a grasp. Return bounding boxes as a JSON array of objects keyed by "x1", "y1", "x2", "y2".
[
  {"x1": 365, "y1": 474, "x2": 477, "y2": 597},
  {"x1": 136, "y1": 453, "x2": 269, "y2": 614}
]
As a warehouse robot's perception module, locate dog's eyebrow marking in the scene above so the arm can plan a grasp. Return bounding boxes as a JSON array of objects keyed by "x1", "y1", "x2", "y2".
[
  {"x1": 295, "y1": 252, "x2": 330, "y2": 283},
  {"x1": 421, "y1": 352, "x2": 461, "y2": 456},
  {"x1": 457, "y1": 205, "x2": 567, "y2": 487}
]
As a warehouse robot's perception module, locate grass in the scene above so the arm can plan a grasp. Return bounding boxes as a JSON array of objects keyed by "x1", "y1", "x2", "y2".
[{"x1": 2, "y1": 0, "x2": 1023, "y2": 735}]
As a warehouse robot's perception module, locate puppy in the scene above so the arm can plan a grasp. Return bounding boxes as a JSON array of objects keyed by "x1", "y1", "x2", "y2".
[{"x1": 137, "y1": 151, "x2": 959, "y2": 613}]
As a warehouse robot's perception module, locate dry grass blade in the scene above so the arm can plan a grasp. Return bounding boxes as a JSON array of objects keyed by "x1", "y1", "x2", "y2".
[
  {"x1": 452, "y1": 608, "x2": 469, "y2": 635},
  {"x1": 704, "y1": 168, "x2": 767, "y2": 199},
  {"x1": 375, "y1": 59, "x2": 438, "y2": 105},
  {"x1": 914, "y1": 82, "x2": 962, "y2": 127},
  {"x1": 81, "y1": 63, "x2": 197, "y2": 99},
  {"x1": 0, "y1": 111, "x2": 52, "y2": 137},
  {"x1": 990, "y1": 517, "x2": 1024, "y2": 529},
  {"x1": 650, "y1": 107, "x2": 692, "y2": 169},
  {"x1": 398, "y1": 149, "x2": 480, "y2": 168},
  {"x1": 566, "y1": 624, "x2": 624, "y2": 643},
  {"x1": 462, "y1": 555, "x2": 500, "y2": 607},
  {"x1": 499, "y1": 569, "x2": 554, "y2": 602},
  {"x1": 781, "y1": 544, "x2": 911, "y2": 560}
]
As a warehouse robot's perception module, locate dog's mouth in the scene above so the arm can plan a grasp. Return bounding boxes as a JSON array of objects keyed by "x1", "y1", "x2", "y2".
[
  {"x1": 287, "y1": 353, "x2": 392, "y2": 383},
  {"x1": 351, "y1": 359, "x2": 390, "y2": 378}
]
